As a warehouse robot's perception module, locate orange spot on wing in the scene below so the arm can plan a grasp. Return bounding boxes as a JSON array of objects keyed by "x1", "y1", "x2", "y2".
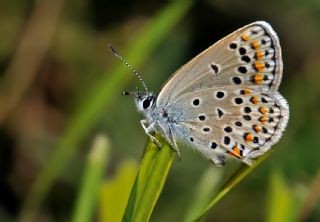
[
  {"x1": 259, "y1": 116, "x2": 268, "y2": 124},
  {"x1": 241, "y1": 34, "x2": 250, "y2": 41},
  {"x1": 259, "y1": 106, "x2": 268, "y2": 114},
  {"x1": 230, "y1": 145, "x2": 242, "y2": 158},
  {"x1": 233, "y1": 146, "x2": 241, "y2": 157},
  {"x1": 251, "y1": 41, "x2": 261, "y2": 49},
  {"x1": 245, "y1": 133, "x2": 254, "y2": 143},
  {"x1": 254, "y1": 62, "x2": 265, "y2": 72},
  {"x1": 244, "y1": 89, "x2": 252, "y2": 95},
  {"x1": 250, "y1": 96, "x2": 259, "y2": 104},
  {"x1": 255, "y1": 51, "x2": 264, "y2": 60},
  {"x1": 254, "y1": 125, "x2": 262, "y2": 133},
  {"x1": 254, "y1": 73, "x2": 263, "y2": 84}
]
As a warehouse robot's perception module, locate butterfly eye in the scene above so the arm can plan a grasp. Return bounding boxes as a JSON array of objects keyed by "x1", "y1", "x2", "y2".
[{"x1": 142, "y1": 97, "x2": 153, "y2": 109}]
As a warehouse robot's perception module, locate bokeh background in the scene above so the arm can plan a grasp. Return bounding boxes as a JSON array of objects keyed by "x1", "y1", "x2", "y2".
[{"x1": 1, "y1": 0, "x2": 320, "y2": 221}]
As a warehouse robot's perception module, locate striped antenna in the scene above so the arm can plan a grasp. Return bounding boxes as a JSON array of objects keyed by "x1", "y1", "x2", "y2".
[{"x1": 108, "y1": 44, "x2": 148, "y2": 93}]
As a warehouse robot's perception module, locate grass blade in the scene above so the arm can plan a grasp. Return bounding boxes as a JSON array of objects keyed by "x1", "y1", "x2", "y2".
[
  {"x1": 266, "y1": 170, "x2": 302, "y2": 222},
  {"x1": 99, "y1": 160, "x2": 138, "y2": 222},
  {"x1": 122, "y1": 134, "x2": 176, "y2": 222},
  {"x1": 71, "y1": 134, "x2": 110, "y2": 222},
  {"x1": 184, "y1": 167, "x2": 223, "y2": 222}
]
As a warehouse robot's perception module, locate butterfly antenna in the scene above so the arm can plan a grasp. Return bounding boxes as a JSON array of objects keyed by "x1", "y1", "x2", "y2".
[
  {"x1": 121, "y1": 87, "x2": 141, "y2": 97},
  {"x1": 108, "y1": 44, "x2": 149, "y2": 93}
]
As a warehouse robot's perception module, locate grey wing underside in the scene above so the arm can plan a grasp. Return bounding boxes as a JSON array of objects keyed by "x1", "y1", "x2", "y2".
[
  {"x1": 156, "y1": 21, "x2": 283, "y2": 108},
  {"x1": 167, "y1": 86, "x2": 288, "y2": 165},
  {"x1": 155, "y1": 21, "x2": 288, "y2": 165}
]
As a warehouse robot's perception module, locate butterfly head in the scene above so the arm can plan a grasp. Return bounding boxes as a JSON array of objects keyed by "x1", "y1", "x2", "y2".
[
  {"x1": 136, "y1": 93, "x2": 157, "y2": 112},
  {"x1": 123, "y1": 90, "x2": 157, "y2": 112}
]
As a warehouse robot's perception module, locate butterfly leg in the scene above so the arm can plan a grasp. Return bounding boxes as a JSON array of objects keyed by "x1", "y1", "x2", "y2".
[
  {"x1": 140, "y1": 119, "x2": 161, "y2": 147},
  {"x1": 168, "y1": 127, "x2": 181, "y2": 160},
  {"x1": 157, "y1": 123, "x2": 181, "y2": 159}
]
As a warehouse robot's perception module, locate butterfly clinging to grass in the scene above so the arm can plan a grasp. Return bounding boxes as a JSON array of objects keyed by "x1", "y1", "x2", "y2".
[{"x1": 111, "y1": 21, "x2": 289, "y2": 166}]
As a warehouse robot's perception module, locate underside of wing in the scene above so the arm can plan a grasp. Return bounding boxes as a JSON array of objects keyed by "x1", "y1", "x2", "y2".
[
  {"x1": 168, "y1": 86, "x2": 289, "y2": 165},
  {"x1": 157, "y1": 21, "x2": 283, "y2": 108}
]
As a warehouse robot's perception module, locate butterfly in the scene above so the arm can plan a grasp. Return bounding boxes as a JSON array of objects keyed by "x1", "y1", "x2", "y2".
[{"x1": 113, "y1": 21, "x2": 289, "y2": 166}]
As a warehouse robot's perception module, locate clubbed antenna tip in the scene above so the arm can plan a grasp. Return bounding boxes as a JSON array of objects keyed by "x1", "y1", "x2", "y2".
[
  {"x1": 108, "y1": 43, "x2": 118, "y2": 56},
  {"x1": 122, "y1": 91, "x2": 130, "y2": 96}
]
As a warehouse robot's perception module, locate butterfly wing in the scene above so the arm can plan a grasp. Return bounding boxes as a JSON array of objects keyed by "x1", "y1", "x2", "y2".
[
  {"x1": 157, "y1": 21, "x2": 289, "y2": 165},
  {"x1": 157, "y1": 21, "x2": 282, "y2": 107},
  {"x1": 167, "y1": 86, "x2": 288, "y2": 165}
]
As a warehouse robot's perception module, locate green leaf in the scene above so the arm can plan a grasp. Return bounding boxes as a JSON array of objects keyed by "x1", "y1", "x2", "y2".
[
  {"x1": 266, "y1": 170, "x2": 299, "y2": 222},
  {"x1": 184, "y1": 167, "x2": 223, "y2": 222},
  {"x1": 99, "y1": 160, "x2": 138, "y2": 222},
  {"x1": 122, "y1": 134, "x2": 176, "y2": 222},
  {"x1": 19, "y1": 1, "x2": 193, "y2": 222},
  {"x1": 71, "y1": 134, "x2": 110, "y2": 222}
]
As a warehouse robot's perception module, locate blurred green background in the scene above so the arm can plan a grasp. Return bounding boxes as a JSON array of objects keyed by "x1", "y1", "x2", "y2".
[{"x1": 0, "y1": 0, "x2": 320, "y2": 221}]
